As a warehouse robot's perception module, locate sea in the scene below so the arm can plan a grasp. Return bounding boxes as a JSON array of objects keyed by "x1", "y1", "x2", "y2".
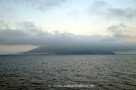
[{"x1": 0, "y1": 55, "x2": 136, "y2": 90}]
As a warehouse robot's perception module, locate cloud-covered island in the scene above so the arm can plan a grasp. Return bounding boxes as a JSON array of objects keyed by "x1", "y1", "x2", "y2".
[{"x1": 0, "y1": 0, "x2": 136, "y2": 54}]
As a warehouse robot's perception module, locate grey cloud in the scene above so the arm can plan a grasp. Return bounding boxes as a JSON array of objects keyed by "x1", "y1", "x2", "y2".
[
  {"x1": 0, "y1": 0, "x2": 66, "y2": 11},
  {"x1": 90, "y1": 1, "x2": 108, "y2": 14},
  {"x1": 107, "y1": 8, "x2": 136, "y2": 19},
  {"x1": 0, "y1": 21, "x2": 136, "y2": 52},
  {"x1": 40, "y1": 0, "x2": 66, "y2": 9},
  {"x1": 89, "y1": 1, "x2": 136, "y2": 19},
  {"x1": 25, "y1": 0, "x2": 66, "y2": 10},
  {"x1": 92, "y1": 1, "x2": 108, "y2": 7},
  {"x1": 108, "y1": 8, "x2": 126, "y2": 17},
  {"x1": 107, "y1": 24, "x2": 127, "y2": 38},
  {"x1": 107, "y1": 23, "x2": 136, "y2": 39},
  {"x1": 108, "y1": 24, "x2": 126, "y2": 32}
]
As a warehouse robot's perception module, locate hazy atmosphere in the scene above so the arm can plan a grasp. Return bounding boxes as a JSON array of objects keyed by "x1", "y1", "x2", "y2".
[
  {"x1": 1, "y1": 1, "x2": 136, "y2": 90},
  {"x1": 0, "y1": 0, "x2": 136, "y2": 54}
]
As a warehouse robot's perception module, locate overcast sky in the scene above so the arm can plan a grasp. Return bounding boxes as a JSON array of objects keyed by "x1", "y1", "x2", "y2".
[{"x1": 0, "y1": 0, "x2": 136, "y2": 54}]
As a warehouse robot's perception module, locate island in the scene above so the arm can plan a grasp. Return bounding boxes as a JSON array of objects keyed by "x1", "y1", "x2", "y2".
[{"x1": 22, "y1": 46, "x2": 115, "y2": 55}]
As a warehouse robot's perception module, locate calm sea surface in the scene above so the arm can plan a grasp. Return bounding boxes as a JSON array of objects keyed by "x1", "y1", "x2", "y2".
[{"x1": 0, "y1": 55, "x2": 136, "y2": 90}]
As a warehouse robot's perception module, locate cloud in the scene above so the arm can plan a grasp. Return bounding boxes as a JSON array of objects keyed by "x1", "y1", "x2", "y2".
[
  {"x1": 89, "y1": 1, "x2": 108, "y2": 15},
  {"x1": 0, "y1": 21, "x2": 136, "y2": 53},
  {"x1": 0, "y1": 20, "x2": 9, "y2": 29},
  {"x1": 107, "y1": 24, "x2": 128, "y2": 38},
  {"x1": 0, "y1": 0, "x2": 66, "y2": 12},
  {"x1": 26, "y1": 0, "x2": 66, "y2": 10},
  {"x1": 92, "y1": 1, "x2": 108, "y2": 8},
  {"x1": 107, "y1": 23, "x2": 136, "y2": 39},
  {"x1": 20, "y1": 0, "x2": 66, "y2": 10},
  {"x1": 89, "y1": 1, "x2": 136, "y2": 19},
  {"x1": 107, "y1": 8, "x2": 136, "y2": 19}
]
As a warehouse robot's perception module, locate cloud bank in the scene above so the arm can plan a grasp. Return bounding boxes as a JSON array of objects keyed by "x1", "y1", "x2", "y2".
[{"x1": 0, "y1": 21, "x2": 136, "y2": 53}]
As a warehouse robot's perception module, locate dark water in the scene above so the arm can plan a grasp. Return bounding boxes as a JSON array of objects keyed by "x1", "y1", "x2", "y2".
[{"x1": 0, "y1": 55, "x2": 136, "y2": 90}]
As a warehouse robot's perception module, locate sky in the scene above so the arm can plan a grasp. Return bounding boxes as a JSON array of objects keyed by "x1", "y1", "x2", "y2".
[{"x1": 0, "y1": 0, "x2": 136, "y2": 54}]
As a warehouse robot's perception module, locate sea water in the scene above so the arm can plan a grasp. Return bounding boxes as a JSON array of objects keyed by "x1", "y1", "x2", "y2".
[{"x1": 0, "y1": 55, "x2": 136, "y2": 90}]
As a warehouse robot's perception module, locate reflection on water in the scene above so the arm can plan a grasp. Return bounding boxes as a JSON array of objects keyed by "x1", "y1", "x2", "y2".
[{"x1": 0, "y1": 55, "x2": 136, "y2": 90}]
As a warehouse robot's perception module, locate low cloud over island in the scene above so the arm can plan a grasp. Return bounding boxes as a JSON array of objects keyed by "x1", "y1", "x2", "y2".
[{"x1": 0, "y1": 21, "x2": 136, "y2": 54}]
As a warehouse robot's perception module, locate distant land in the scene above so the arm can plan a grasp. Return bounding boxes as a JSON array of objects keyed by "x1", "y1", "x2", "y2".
[{"x1": 22, "y1": 47, "x2": 115, "y2": 55}]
